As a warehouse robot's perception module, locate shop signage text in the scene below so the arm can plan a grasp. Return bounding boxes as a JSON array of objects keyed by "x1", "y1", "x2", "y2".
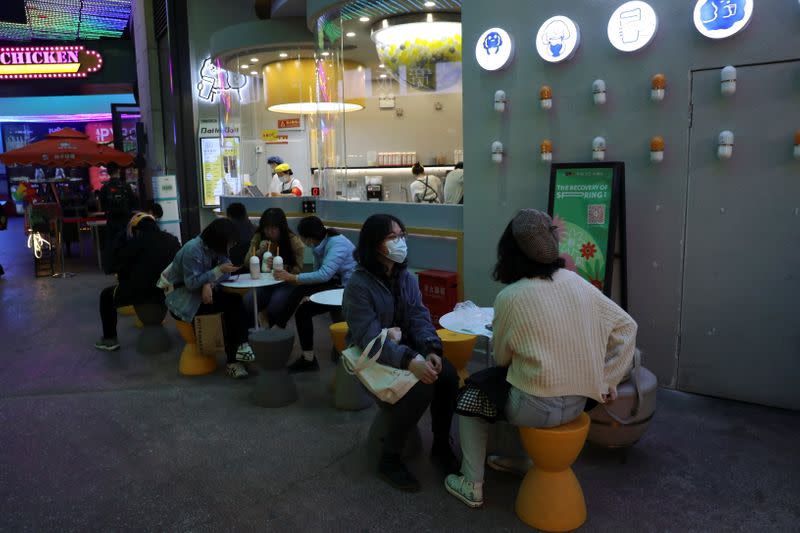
[
  {"x1": 277, "y1": 118, "x2": 301, "y2": 129},
  {"x1": 0, "y1": 46, "x2": 103, "y2": 79}
]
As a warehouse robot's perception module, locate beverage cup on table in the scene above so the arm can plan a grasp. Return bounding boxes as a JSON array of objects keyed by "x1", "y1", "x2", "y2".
[
  {"x1": 249, "y1": 256, "x2": 261, "y2": 279},
  {"x1": 261, "y1": 251, "x2": 273, "y2": 273},
  {"x1": 272, "y1": 255, "x2": 284, "y2": 272}
]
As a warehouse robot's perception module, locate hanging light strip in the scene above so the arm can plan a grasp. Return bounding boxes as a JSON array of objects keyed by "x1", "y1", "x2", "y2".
[{"x1": 0, "y1": 0, "x2": 131, "y2": 42}]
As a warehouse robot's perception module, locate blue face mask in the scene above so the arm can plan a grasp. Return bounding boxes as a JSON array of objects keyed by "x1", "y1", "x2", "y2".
[
  {"x1": 549, "y1": 42, "x2": 563, "y2": 57},
  {"x1": 384, "y1": 237, "x2": 407, "y2": 264}
]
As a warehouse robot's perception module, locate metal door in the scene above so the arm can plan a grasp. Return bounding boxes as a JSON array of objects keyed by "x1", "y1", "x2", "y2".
[{"x1": 679, "y1": 61, "x2": 800, "y2": 409}]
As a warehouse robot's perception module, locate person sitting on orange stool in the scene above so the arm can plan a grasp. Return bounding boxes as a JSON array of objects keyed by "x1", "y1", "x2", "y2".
[{"x1": 444, "y1": 209, "x2": 637, "y2": 508}]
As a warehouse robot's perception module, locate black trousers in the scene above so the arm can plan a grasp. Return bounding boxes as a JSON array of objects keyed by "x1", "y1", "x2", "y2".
[
  {"x1": 196, "y1": 290, "x2": 249, "y2": 364},
  {"x1": 99, "y1": 285, "x2": 118, "y2": 339},
  {"x1": 271, "y1": 282, "x2": 340, "y2": 351},
  {"x1": 380, "y1": 358, "x2": 459, "y2": 456}
]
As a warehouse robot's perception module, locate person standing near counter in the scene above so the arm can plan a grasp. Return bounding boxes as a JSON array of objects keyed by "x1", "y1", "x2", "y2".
[
  {"x1": 409, "y1": 162, "x2": 441, "y2": 204},
  {"x1": 272, "y1": 163, "x2": 304, "y2": 196},
  {"x1": 265, "y1": 155, "x2": 283, "y2": 195},
  {"x1": 443, "y1": 162, "x2": 464, "y2": 205}
]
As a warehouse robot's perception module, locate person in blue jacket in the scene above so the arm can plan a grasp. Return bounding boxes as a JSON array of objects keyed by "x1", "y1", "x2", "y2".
[
  {"x1": 273, "y1": 216, "x2": 356, "y2": 372},
  {"x1": 341, "y1": 214, "x2": 459, "y2": 492},
  {"x1": 164, "y1": 218, "x2": 253, "y2": 379}
]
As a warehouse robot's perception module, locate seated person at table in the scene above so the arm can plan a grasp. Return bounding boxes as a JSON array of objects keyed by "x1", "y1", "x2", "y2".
[
  {"x1": 95, "y1": 213, "x2": 180, "y2": 351},
  {"x1": 342, "y1": 214, "x2": 459, "y2": 492},
  {"x1": 444, "y1": 209, "x2": 637, "y2": 508},
  {"x1": 272, "y1": 216, "x2": 357, "y2": 373},
  {"x1": 225, "y1": 202, "x2": 255, "y2": 267},
  {"x1": 164, "y1": 218, "x2": 254, "y2": 379},
  {"x1": 243, "y1": 208, "x2": 304, "y2": 328}
]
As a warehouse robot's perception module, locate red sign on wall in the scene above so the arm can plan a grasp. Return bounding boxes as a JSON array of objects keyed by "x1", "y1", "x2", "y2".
[{"x1": 277, "y1": 118, "x2": 301, "y2": 130}]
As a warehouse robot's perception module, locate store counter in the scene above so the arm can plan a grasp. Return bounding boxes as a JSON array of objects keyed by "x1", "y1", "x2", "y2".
[{"x1": 219, "y1": 196, "x2": 464, "y2": 298}]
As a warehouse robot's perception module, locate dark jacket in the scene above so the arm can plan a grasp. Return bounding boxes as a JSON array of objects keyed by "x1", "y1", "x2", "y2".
[
  {"x1": 112, "y1": 224, "x2": 181, "y2": 305},
  {"x1": 342, "y1": 265, "x2": 443, "y2": 369},
  {"x1": 229, "y1": 218, "x2": 255, "y2": 267}
]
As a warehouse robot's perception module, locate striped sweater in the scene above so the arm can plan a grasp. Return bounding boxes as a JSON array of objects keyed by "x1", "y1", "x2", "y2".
[{"x1": 493, "y1": 269, "x2": 637, "y2": 403}]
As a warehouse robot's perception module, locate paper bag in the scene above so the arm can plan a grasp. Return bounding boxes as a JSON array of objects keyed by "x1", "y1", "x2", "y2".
[{"x1": 194, "y1": 313, "x2": 224, "y2": 356}]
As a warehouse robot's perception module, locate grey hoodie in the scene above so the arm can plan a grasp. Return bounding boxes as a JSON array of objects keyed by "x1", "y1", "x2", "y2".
[{"x1": 342, "y1": 266, "x2": 443, "y2": 369}]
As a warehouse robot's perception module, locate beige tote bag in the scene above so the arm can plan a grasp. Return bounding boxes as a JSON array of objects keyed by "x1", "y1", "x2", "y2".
[{"x1": 341, "y1": 329, "x2": 419, "y2": 404}]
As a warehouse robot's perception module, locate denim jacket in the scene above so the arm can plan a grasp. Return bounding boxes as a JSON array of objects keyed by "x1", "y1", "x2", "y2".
[
  {"x1": 297, "y1": 234, "x2": 357, "y2": 286},
  {"x1": 342, "y1": 266, "x2": 442, "y2": 369},
  {"x1": 164, "y1": 236, "x2": 229, "y2": 322}
]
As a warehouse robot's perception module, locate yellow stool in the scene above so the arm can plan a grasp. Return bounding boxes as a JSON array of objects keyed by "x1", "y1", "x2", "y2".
[
  {"x1": 436, "y1": 329, "x2": 477, "y2": 385},
  {"x1": 329, "y1": 322, "x2": 349, "y2": 353},
  {"x1": 175, "y1": 320, "x2": 217, "y2": 376},
  {"x1": 515, "y1": 412, "x2": 590, "y2": 532}
]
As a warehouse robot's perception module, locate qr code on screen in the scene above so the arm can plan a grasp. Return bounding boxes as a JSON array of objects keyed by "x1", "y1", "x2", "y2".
[{"x1": 587, "y1": 204, "x2": 606, "y2": 225}]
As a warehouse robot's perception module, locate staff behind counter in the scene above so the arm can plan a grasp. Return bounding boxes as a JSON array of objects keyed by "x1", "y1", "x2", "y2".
[{"x1": 266, "y1": 155, "x2": 304, "y2": 197}]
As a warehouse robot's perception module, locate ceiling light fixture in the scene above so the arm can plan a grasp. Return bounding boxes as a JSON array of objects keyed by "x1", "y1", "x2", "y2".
[
  {"x1": 424, "y1": 1, "x2": 436, "y2": 7},
  {"x1": 371, "y1": 13, "x2": 461, "y2": 91},
  {"x1": 250, "y1": 71, "x2": 258, "y2": 75},
  {"x1": 265, "y1": 58, "x2": 365, "y2": 114},
  {"x1": 346, "y1": 32, "x2": 357, "y2": 37},
  {"x1": 321, "y1": 51, "x2": 331, "y2": 56},
  {"x1": 359, "y1": 16, "x2": 370, "y2": 22},
  {"x1": 279, "y1": 52, "x2": 288, "y2": 58},
  {"x1": 250, "y1": 57, "x2": 259, "y2": 62}
]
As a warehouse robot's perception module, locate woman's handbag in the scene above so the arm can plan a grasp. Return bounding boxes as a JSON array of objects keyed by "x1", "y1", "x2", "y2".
[
  {"x1": 588, "y1": 349, "x2": 657, "y2": 447},
  {"x1": 341, "y1": 329, "x2": 419, "y2": 404}
]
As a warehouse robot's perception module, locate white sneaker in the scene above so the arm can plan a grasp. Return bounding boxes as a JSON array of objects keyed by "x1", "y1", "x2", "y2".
[
  {"x1": 226, "y1": 362, "x2": 249, "y2": 379},
  {"x1": 235, "y1": 343, "x2": 255, "y2": 362},
  {"x1": 444, "y1": 474, "x2": 484, "y2": 508}
]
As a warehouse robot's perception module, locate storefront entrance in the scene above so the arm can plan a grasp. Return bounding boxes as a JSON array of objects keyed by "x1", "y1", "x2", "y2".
[{"x1": 679, "y1": 61, "x2": 800, "y2": 409}]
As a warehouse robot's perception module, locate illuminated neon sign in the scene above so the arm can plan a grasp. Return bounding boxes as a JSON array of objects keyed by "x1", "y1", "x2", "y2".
[{"x1": 0, "y1": 46, "x2": 103, "y2": 80}]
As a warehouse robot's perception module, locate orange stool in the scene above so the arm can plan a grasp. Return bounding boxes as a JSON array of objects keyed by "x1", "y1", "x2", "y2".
[
  {"x1": 436, "y1": 329, "x2": 477, "y2": 385},
  {"x1": 118, "y1": 305, "x2": 135, "y2": 316},
  {"x1": 175, "y1": 320, "x2": 217, "y2": 376},
  {"x1": 515, "y1": 412, "x2": 591, "y2": 532},
  {"x1": 329, "y1": 322, "x2": 349, "y2": 353}
]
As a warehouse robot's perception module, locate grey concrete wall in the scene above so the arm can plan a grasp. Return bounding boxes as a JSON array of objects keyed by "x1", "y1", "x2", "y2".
[{"x1": 461, "y1": 0, "x2": 800, "y2": 385}]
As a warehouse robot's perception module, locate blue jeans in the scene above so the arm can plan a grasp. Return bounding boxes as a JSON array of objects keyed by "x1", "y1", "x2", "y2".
[
  {"x1": 242, "y1": 283, "x2": 295, "y2": 329},
  {"x1": 458, "y1": 387, "x2": 586, "y2": 482}
]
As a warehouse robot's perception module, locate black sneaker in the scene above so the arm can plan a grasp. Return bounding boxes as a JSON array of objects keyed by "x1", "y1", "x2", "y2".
[
  {"x1": 94, "y1": 337, "x2": 120, "y2": 351},
  {"x1": 378, "y1": 453, "x2": 420, "y2": 492},
  {"x1": 288, "y1": 356, "x2": 320, "y2": 374},
  {"x1": 431, "y1": 441, "x2": 461, "y2": 475}
]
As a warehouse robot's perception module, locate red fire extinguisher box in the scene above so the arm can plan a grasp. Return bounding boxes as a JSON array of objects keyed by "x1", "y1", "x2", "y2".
[{"x1": 417, "y1": 270, "x2": 458, "y2": 327}]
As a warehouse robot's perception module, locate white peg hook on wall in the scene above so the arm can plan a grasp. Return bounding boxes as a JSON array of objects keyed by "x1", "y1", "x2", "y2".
[
  {"x1": 492, "y1": 141, "x2": 504, "y2": 163},
  {"x1": 494, "y1": 90, "x2": 507, "y2": 112},
  {"x1": 592, "y1": 136, "x2": 606, "y2": 161},
  {"x1": 718, "y1": 130, "x2": 734, "y2": 159}
]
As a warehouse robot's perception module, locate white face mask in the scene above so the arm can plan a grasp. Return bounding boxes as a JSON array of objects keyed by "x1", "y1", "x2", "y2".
[{"x1": 384, "y1": 237, "x2": 407, "y2": 263}]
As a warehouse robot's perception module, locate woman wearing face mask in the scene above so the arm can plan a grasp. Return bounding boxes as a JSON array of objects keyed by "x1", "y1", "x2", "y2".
[
  {"x1": 342, "y1": 214, "x2": 459, "y2": 492},
  {"x1": 243, "y1": 208, "x2": 305, "y2": 328},
  {"x1": 163, "y1": 218, "x2": 254, "y2": 379},
  {"x1": 271, "y1": 163, "x2": 304, "y2": 197},
  {"x1": 272, "y1": 216, "x2": 357, "y2": 372}
]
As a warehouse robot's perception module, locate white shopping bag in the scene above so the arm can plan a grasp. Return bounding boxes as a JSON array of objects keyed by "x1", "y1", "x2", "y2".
[{"x1": 341, "y1": 329, "x2": 418, "y2": 404}]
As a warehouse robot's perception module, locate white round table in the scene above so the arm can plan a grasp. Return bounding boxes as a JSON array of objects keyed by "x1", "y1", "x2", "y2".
[
  {"x1": 309, "y1": 288, "x2": 344, "y2": 307},
  {"x1": 439, "y1": 307, "x2": 495, "y2": 338},
  {"x1": 221, "y1": 274, "x2": 283, "y2": 331}
]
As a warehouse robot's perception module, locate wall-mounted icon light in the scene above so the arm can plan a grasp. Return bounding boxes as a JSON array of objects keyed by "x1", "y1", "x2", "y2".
[
  {"x1": 593, "y1": 136, "x2": 607, "y2": 160},
  {"x1": 494, "y1": 90, "x2": 507, "y2": 112},
  {"x1": 651, "y1": 73, "x2": 666, "y2": 101},
  {"x1": 608, "y1": 1, "x2": 659, "y2": 52},
  {"x1": 540, "y1": 139, "x2": 553, "y2": 162},
  {"x1": 492, "y1": 141, "x2": 504, "y2": 163},
  {"x1": 593, "y1": 79, "x2": 607, "y2": 105},
  {"x1": 721, "y1": 65, "x2": 737, "y2": 96},
  {"x1": 650, "y1": 136, "x2": 665, "y2": 163},
  {"x1": 718, "y1": 130, "x2": 734, "y2": 159},
  {"x1": 540, "y1": 85, "x2": 553, "y2": 109},
  {"x1": 476, "y1": 27, "x2": 514, "y2": 71},
  {"x1": 693, "y1": 0, "x2": 753, "y2": 40},
  {"x1": 535, "y1": 15, "x2": 581, "y2": 63}
]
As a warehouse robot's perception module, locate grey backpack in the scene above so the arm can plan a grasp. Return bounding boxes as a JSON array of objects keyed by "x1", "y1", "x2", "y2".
[{"x1": 588, "y1": 349, "x2": 657, "y2": 448}]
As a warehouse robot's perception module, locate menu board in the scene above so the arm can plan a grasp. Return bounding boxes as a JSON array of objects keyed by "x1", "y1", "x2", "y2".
[
  {"x1": 548, "y1": 162, "x2": 626, "y2": 303},
  {"x1": 200, "y1": 136, "x2": 240, "y2": 206}
]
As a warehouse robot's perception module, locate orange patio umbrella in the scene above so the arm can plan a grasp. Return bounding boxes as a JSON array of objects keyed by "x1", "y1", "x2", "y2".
[{"x1": 0, "y1": 127, "x2": 134, "y2": 167}]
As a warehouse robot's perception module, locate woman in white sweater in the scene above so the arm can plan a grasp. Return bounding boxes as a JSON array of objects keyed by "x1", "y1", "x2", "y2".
[{"x1": 445, "y1": 208, "x2": 637, "y2": 508}]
